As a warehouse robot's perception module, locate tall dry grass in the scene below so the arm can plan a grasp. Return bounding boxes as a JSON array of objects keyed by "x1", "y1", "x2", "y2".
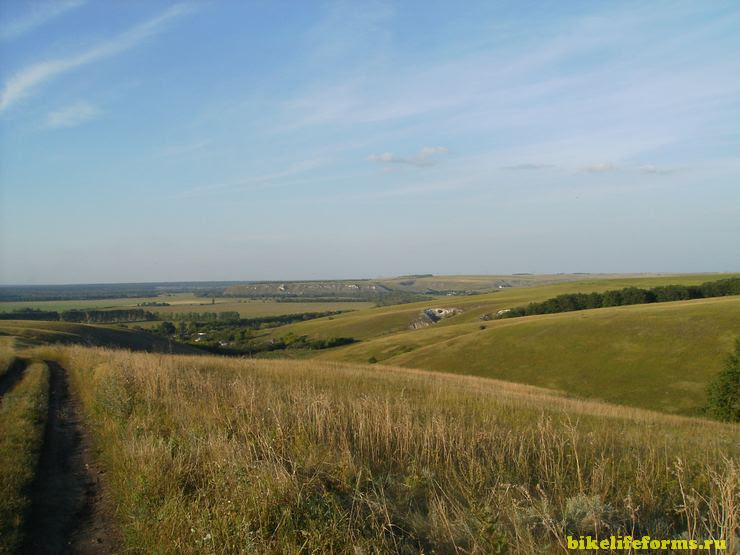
[{"x1": 36, "y1": 346, "x2": 739, "y2": 553}]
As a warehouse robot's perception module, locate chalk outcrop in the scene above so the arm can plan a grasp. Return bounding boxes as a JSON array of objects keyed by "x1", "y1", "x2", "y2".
[{"x1": 409, "y1": 307, "x2": 463, "y2": 329}]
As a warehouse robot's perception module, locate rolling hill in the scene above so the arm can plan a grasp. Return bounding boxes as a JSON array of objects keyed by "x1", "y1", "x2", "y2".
[
  {"x1": 255, "y1": 273, "x2": 739, "y2": 342},
  {"x1": 317, "y1": 296, "x2": 740, "y2": 415},
  {"x1": 251, "y1": 274, "x2": 740, "y2": 416}
]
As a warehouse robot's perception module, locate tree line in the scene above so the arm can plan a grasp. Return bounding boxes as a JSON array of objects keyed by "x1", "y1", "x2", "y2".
[
  {"x1": 167, "y1": 311, "x2": 241, "y2": 322},
  {"x1": 0, "y1": 308, "x2": 158, "y2": 323},
  {"x1": 495, "y1": 278, "x2": 740, "y2": 319},
  {"x1": 1, "y1": 308, "x2": 347, "y2": 327}
]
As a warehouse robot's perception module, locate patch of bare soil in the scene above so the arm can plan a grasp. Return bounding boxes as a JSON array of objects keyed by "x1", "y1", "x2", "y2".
[{"x1": 21, "y1": 361, "x2": 118, "y2": 554}]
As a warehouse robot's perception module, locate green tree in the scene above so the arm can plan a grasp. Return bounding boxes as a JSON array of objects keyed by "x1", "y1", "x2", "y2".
[
  {"x1": 705, "y1": 339, "x2": 740, "y2": 422},
  {"x1": 159, "y1": 321, "x2": 176, "y2": 336}
]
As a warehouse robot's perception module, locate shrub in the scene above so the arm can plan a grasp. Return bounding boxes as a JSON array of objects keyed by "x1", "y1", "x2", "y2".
[{"x1": 705, "y1": 339, "x2": 740, "y2": 422}]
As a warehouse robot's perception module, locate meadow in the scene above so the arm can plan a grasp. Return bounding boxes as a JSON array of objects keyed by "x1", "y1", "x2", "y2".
[
  {"x1": 242, "y1": 274, "x2": 740, "y2": 415},
  {"x1": 0, "y1": 293, "x2": 373, "y2": 319},
  {"x1": 255, "y1": 273, "x2": 739, "y2": 343},
  {"x1": 0, "y1": 273, "x2": 738, "y2": 552},
  {"x1": 3, "y1": 274, "x2": 737, "y2": 418},
  {"x1": 13, "y1": 345, "x2": 738, "y2": 554},
  {"x1": 318, "y1": 296, "x2": 740, "y2": 415}
]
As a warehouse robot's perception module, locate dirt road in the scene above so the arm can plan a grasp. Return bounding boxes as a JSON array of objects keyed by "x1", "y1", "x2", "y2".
[{"x1": 21, "y1": 361, "x2": 117, "y2": 554}]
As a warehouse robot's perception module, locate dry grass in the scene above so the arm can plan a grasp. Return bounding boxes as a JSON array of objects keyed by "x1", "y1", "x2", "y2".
[
  {"x1": 0, "y1": 361, "x2": 49, "y2": 554},
  {"x1": 0, "y1": 340, "x2": 17, "y2": 379},
  {"x1": 27, "y1": 345, "x2": 738, "y2": 554}
]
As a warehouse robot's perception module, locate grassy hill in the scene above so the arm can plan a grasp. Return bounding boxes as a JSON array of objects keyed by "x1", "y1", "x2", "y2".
[
  {"x1": 221, "y1": 273, "x2": 689, "y2": 297},
  {"x1": 318, "y1": 296, "x2": 740, "y2": 415},
  {"x1": 18, "y1": 345, "x2": 739, "y2": 553},
  {"x1": 249, "y1": 274, "x2": 739, "y2": 416},
  {"x1": 375, "y1": 272, "x2": 669, "y2": 293},
  {"x1": 2, "y1": 274, "x2": 737, "y2": 417},
  {"x1": 256, "y1": 273, "x2": 738, "y2": 342},
  {"x1": 0, "y1": 320, "x2": 202, "y2": 354}
]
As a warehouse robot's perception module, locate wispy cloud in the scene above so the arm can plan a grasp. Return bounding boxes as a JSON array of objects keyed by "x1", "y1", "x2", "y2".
[
  {"x1": 45, "y1": 100, "x2": 100, "y2": 128},
  {"x1": 638, "y1": 164, "x2": 678, "y2": 175},
  {"x1": 0, "y1": 3, "x2": 195, "y2": 113},
  {"x1": 368, "y1": 146, "x2": 449, "y2": 167},
  {"x1": 176, "y1": 158, "x2": 328, "y2": 199},
  {"x1": 578, "y1": 163, "x2": 680, "y2": 175},
  {"x1": 280, "y1": 3, "x2": 740, "y2": 177},
  {"x1": 159, "y1": 139, "x2": 212, "y2": 157},
  {"x1": 502, "y1": 163, "x2": 555, "y2": 171},
  {"x1": 0, "y1": 0, "x2": 86, "y2": 41}
]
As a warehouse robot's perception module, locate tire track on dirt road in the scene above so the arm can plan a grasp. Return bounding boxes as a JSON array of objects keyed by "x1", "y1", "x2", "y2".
[
  {"x1": 21, "y1": 361, "x2": 118, "y2": 554},
  {"x1": 0, "y1": 358, "x2": 27, "y2": 400}
]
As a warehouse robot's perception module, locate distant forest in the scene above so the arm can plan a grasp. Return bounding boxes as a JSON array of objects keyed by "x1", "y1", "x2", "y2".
[
  {"x1": 0, "y1": 308, "x2": 158, "y2": 323},
  {"x1": 495, "y1": 278, "x2": 740, "y2": 319},
  {"x1": 0, "y1": 282, "x2": 240, "y2": 302},
  {"x1": 0, "y1": 308, "x2": 348, "y2": 328}
]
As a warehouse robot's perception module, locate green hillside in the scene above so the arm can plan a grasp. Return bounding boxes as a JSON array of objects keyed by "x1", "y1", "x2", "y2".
[
  {"x1": 245, "y1": 274, "x2": 739, "y2": 416},
  {"x1": 257, "y1": 273, "x2": 738, "y2": 342},
  {"x1": 318, "y1": 297, "x2": 739, "y2": 415},
  {"x1": 2, "y1": 274, "x2": 737, "y2": 416}
]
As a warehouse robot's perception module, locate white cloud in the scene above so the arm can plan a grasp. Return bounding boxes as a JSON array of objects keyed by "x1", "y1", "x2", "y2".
[
  {"x1": 0, "y1": 3, "x2": 195, "y2": 113},
  {"x1": 0, "y1": 0, "x2": 86, "y2": 41},
  {"x1": 368, "y1": 146, "x2": 449, "y2": 167},
  {"x1": 45, "y1": 101, "x2": 100, "y2": 127},
  {"x1": 581, "y1": 163, "x2": 617, "y2": 173}
]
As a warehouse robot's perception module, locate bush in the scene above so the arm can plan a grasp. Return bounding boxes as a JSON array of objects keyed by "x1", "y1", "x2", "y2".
[
  {"x1": 705, "y1": 339, "x2": 740, "y2": 422},
  {"x1": 158, "y1": 321, "x2": 176, "y2": 336}
]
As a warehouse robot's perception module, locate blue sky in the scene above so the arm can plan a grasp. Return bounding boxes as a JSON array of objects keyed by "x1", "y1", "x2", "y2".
[{"x1": 0, "y1": 0, "x2": 738, "y2": 284}]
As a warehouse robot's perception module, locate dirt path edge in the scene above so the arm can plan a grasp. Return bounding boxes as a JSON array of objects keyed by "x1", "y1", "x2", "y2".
[{"x1": 21, "y1": 361, "x2": 119, "y2": 554}]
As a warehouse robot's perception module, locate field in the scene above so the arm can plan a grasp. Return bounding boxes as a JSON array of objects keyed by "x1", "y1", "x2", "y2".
[
  {"x1": 0, "y1": 297, "x2": 162, "y2": 313},
  {"x1": 3, "y1": 274, "x2": 708, "y2": 316},
  {"x1": 0, "y1": 274, "x2": 737, "y2": 552},
  {"x1": 374, "y1": 273, "x2": 674, "y2": 293},
  {"x1": 0, "y1": 293, "x2": 373, "y2": 319},
  {"x1": 5, "y1": 344, "x2": 737, "y2": 553},
  {"x1": 147, "y1": 298, "x2": 374, "y2": 317},
  {"x1": 255, "y1": 273, "x2": 739, "y2": 342},
  {"x1": 317, "y1": 297, "x2": 740, "y2": 415},
  {"x1": 240, "y1": 274, "x2": 740, "y2": 416}
]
